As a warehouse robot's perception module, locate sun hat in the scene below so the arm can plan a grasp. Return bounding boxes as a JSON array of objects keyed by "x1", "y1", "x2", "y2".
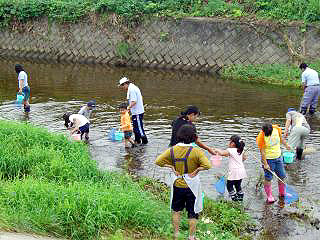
[
  {"x1": 87, "y1": 100, "x2": 96, "y2": 108},
  {"x1": 118, "y1": 77, "x2": 130, "y2": 86}
]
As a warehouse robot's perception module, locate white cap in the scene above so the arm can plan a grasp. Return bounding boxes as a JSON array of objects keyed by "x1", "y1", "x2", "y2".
[{"x1": 118, "y1": 77, "x2": 129, "y2": 86}]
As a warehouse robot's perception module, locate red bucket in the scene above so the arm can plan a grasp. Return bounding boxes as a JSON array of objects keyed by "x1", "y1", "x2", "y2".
[{"x1": 211, "y1": 155, "x2": 222, "y2": 167}]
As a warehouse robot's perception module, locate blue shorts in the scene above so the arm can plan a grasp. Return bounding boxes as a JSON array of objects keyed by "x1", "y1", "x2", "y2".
[
  {"x1": 22, "y1": 86, "x2": 30, "y2": 101},
  {"x1": 124, "y1": 131, "x2": 132, "y2": 139},
  {"x1": 79, "y1": 123, "x2": 89, "y2": 134},
  {"x1": 263, "y1": 156, "x2": 286, "y2": 181}
]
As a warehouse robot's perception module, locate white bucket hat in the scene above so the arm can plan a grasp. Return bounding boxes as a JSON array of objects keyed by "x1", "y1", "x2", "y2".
[{"x1": 118, "y1": 77, "x2": 129, "y2": 86}]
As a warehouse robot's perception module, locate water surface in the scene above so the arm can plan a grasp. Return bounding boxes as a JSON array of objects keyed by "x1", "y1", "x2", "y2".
[{"x1": 0, "y1": 60, "x2": 319, "y2": 239}]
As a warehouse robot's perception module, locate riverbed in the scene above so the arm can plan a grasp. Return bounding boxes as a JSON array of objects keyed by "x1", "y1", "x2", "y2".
[{"x1": 0, "y1": 60, "x2": 319, "y2": 239}]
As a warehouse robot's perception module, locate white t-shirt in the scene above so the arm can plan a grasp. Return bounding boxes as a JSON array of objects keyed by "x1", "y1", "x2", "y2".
[
  {"x1": 127, "y1": 83, "x2": 144, "y2": 115},
  {"x1": 18, "y1": 71, "x2": 28, "y2": 88},
  {"x1": 78, "y1": 106, "x2": 92, "y2": 119},
  {"x1": 301, "y1": 67, "x2": 319, "y2": 86},
  {"x1": 69, "y1": 114, "x2": 89, "y2": 127}
]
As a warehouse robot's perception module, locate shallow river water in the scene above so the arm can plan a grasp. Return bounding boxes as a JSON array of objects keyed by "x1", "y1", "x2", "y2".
[{"x1": 0, "y1": 60, "x2": 319, "y2": 239}]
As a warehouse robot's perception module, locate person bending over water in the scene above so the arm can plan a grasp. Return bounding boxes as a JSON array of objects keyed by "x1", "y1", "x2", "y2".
[
  {"x1": 214, "y1": 135, "x2": 247, "y2": 201},
  {"x1": 63, "y1": 113, "x2": 90, "y2": 141},
  {"x1": 284, "y1": 108, "x2": 310, "y2": 160},
  {"x1": 156, "y1": 124, "x2": 211, "y2": 240},
  {"x1": 256, "y1": 123, "x2": 290, "y2": 203},
  {"x1": 169, "y1": 105, "x2": 215, "y2": 155}
]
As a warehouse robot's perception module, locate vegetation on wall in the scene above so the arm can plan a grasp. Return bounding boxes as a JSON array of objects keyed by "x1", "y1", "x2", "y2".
[{"x1": 0, "y1": 0, "x2": 319, "y2": 27}]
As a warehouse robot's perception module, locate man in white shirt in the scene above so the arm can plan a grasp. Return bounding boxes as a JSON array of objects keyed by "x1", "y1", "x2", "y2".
[
  {"x1": 299, "y1": 63, "x2": 320, "y2": 115},
  {"x1": 119, "y1": 77, "x2": 148, "y2": 144}
]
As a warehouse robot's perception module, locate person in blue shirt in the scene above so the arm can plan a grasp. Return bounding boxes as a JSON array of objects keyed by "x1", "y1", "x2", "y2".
[{"x1": 299, "y1": 63, "x2": 320, "y2": 115}]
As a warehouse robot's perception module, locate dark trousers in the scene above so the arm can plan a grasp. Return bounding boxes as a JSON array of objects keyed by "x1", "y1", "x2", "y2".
[
  {"x1": 132, "y1": 113, "x2": 148, "y2": 144},
  {"x1": 227, "y1": 179, "x2": 243, "y2": 201}
]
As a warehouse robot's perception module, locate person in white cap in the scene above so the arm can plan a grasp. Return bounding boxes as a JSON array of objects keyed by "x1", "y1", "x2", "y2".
[{"x1": 118, "y1": 77, "x2": 148, "y2": 144}]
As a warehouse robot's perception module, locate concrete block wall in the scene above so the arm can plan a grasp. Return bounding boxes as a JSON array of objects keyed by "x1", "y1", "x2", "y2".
[{"x1": 0, "y1": 17, "x2": 319, "y2": 72}]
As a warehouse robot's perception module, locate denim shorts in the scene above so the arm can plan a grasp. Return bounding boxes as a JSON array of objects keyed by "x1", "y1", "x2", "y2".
[
  {"x1": 22, "y1": 86, "x2": 30, "y2": 101},
  {"x1": 263, "y1": 156, "x2": 286, "y2": 181},
  {"x1": 123, "y1": 131, "x2": 132, "y2": 139},
  {"x1": 79, "y1": 123, "x2": 89, "y2": 133}
]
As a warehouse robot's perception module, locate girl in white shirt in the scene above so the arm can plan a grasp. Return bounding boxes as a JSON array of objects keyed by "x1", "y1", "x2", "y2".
[{"x1": 214, "y1": 135, "x2": 247, "y2": 201}]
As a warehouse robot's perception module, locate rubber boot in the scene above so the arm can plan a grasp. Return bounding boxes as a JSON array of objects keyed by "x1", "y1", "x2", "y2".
[
  {"x1": 229, "y1": 191, "x2": 237, "y2": 201},
  {"x1": 300, "y1": 108, "x2": 307, "y2": 115},
  {"x1": 309, "y1": 108, "x2": 315, "y2": 115},
  {"x1": 236, "y1": 191, "x2": 244, "y2": 202},
  {"x1": 24, "y1": 105, "x2": 30, "y2": 113},
  {"x1": 296, "y1": 147, "x2": 303, "y2": 160},
  {"x1": 264, "y1": 182, "x2": 275, "y2": 203},
  {"x1": 278, "y1": 181, "x2": 286, "y2": 197},
  {"x1": 141, "y1": 136, "x2": 148, "y2": 144}
]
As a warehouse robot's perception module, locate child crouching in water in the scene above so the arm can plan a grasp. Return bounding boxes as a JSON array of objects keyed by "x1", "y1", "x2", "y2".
[
  {"x1": 119, "y1": 103, "x2": 136, "y2": 148},
  {"x1": 214, "y1": 135, "x2": 247, "y2": 201},
  {"x1": 63, "y1": 112, "x2": 90, "y2": 141}
]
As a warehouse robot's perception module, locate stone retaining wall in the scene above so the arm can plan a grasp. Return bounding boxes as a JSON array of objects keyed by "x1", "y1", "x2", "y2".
[{"x1": 0, "y1": 17, "x2": 319, "y2": 72}]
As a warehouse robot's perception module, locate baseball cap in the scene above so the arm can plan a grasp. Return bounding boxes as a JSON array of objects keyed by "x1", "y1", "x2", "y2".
[
  {"x1": 287, "y1": 107, "x2": 296, "y2": 112},
  {"x1": 118, "y1": 77, "x2": 129, "y2": 86},
  {"x1": 87, "y1": 100, "x2": 96, "y2": 108}
]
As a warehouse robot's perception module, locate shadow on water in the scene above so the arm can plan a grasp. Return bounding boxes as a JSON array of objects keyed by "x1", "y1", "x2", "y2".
[{"x1": 0, "y1": 59, "x2": 320, "y2": 239}]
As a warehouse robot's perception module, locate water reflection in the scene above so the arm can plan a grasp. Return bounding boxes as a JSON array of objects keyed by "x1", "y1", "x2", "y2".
[{"x1": 0, "y1": 59, "x2": 320, "y2": 239}]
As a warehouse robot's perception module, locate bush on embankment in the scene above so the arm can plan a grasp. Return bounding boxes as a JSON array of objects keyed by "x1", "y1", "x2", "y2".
[
  {"x1": 222, "y1": 60, "x2": 320, "y2": 87},
  {"x1": 0, "y1": 0, "x2": 319, "y2": 27},
  {"x1": 0, "y1": 120, "x2": 252, "y2": 239}
]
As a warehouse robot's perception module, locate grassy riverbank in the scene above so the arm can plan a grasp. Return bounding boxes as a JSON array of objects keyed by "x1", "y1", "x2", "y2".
[
  {"x1": 221, "y1": 60, "x2": 320, "y2": 87},
  {"x1": 0, "y1": 0, "x2": 319, "y2": 26},
  {"x1": 0, "y1": 120, "x2": 252, "y2": 240}
]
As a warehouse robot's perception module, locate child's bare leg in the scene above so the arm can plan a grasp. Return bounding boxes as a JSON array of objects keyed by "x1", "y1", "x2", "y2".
[
  {"x1": 124, "y1": 139, "x2": 130, "y2": 148},
  {"x1": 172, "y1": 211, "x2": 180, "y2": 239},
  {"x1": 128, "y1": 138, "x2": 135, "y2": 146}
]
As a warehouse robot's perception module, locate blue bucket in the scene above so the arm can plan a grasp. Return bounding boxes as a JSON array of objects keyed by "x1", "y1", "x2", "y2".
[
  {"x1": 283, "y1": 152, "x2": 294, "y2": 164},
  {"x1": 16, "y1": 93, "x2": 24, "y2": 104},
  {"x1": 108, "y1": 128, "x2": 124, "y2": 141}
]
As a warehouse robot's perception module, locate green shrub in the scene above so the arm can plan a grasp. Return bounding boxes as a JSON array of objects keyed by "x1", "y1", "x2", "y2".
[{"x1": 221, "y1": 61, "x2": 320, "y2": 87}]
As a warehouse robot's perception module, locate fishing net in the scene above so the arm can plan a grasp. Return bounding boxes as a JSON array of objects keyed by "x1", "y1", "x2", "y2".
[
  {"x1": 284, "y1": 184, "x2": 299, "y2": 204},
  {"x1": 215, "y1": 176, "x2": 226, "y2": 195}
]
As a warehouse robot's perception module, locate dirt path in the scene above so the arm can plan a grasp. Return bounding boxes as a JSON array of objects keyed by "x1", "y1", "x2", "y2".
[{"x1": 0, "y1": 232, "x2": 62, "y2": 240}]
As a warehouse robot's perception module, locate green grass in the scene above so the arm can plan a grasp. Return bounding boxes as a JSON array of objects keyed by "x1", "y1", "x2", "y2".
[
  {"x1": 0, "y1": 120, "x2": 252, "y2": 239},
  {"x1": 222, "y1": 60, "x2": 320, "y2": 87}
]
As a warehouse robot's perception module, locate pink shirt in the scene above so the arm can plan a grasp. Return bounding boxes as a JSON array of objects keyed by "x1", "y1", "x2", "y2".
[{"x1": 227, "y1": 148, "x2": 247, "y2": 180}]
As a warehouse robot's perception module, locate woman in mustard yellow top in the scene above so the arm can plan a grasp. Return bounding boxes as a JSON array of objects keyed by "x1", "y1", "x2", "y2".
[
  {"x1": 256, "y1": 123, "x2": 290, "y2": 204},
  {"x1": 156, "y1": 124, "x2": 211, "y2": 240}
]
